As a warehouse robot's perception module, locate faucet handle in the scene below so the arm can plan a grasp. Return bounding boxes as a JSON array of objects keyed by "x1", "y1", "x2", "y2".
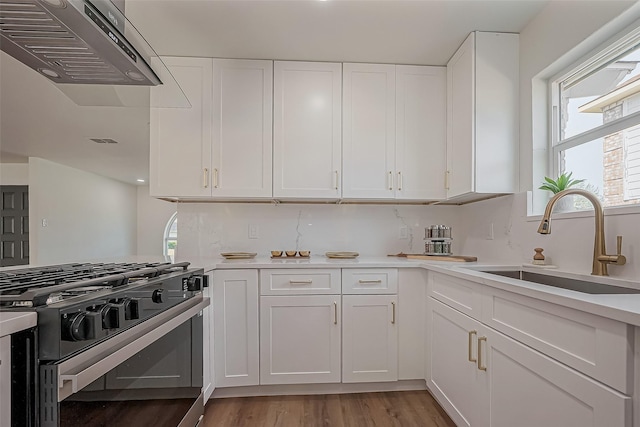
[{"x1": 615, "y1": 235, "x2": 627, "y2": 265}]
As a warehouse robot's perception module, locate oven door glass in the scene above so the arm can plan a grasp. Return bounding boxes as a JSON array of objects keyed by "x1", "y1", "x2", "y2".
[{"x1": 39, "y1": 297, "x2": 207, "y2": 427}]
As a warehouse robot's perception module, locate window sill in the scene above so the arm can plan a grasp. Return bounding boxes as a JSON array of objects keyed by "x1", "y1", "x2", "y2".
[{"x1": 526, "y1": 192, "x2": 640, "y2": 222}]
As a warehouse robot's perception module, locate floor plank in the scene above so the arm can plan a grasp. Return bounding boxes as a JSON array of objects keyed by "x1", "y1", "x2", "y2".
[{"x1": 203, "y1": 391, "x2": 455, "y2": 427}]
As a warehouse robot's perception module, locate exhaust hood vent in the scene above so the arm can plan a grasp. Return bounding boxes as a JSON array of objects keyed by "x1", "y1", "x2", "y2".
[{"x1": 0, "y1": 0, "x2": 161, "y2": 86}]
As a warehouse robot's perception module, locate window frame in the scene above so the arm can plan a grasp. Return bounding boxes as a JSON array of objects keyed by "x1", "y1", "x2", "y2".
[
  {"x1": 549, "y1": 25, "x2": 640, "y2": 206},
  {"x1": 163, "y1": 212, "x2": 177, "y2": 262}
]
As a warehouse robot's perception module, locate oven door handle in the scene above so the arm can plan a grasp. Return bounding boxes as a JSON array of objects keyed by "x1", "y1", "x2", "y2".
[{"x1": 56, "y1": 296, "x2": 209, "y2": 402}]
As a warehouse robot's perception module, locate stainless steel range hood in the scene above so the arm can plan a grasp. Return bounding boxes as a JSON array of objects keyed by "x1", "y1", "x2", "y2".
[
  {"x1": 0, "y1": 0, "x2": 190, "y2": 107},
  {"x1": 0, "y1": 0, "x2": 160, "y2": 86}
]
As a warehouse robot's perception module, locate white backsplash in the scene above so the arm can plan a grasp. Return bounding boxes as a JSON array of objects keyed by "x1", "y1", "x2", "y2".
[{"x1": 176, "y1": 202, "x2": 462, "y2": 259}]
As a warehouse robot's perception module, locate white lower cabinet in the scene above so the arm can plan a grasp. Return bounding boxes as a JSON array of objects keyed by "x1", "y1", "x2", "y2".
[
  {"x1": 260, "y1": 295, "x2": 341, "y2": 385},
  {"x1": 212, "y1": 270, "x2": 260, "y2": 387},
  {"x1": 342, "y1": 295, "x2": 398, "y2": 383},
  {"x1": 427, "y1": 297, "x2": 631, "y2": 427}
]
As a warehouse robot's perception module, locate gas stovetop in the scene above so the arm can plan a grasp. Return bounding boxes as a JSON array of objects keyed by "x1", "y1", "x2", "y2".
[
  {"x1": 0, "y1": 261, "x2": 207, "y2": 361},
  {"x1": 0, "y1": 262, "x2": 192, "y2": 307}
]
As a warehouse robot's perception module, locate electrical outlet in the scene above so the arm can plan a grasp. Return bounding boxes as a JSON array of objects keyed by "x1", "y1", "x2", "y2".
[
  {"x1": 487, "y1": 223, "x2": 494, "y2": 240},
  {"x1": 399, "y1": 225, "x2": 409, "y2": 239},
  {"x1": 248, "y1": 223, "x2": 259, "y2": 239}
]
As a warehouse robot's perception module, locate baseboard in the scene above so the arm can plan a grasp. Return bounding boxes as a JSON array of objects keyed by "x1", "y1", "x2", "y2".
[{"x1": 211, "y1": 379, "x2": 427, "y2": 399}]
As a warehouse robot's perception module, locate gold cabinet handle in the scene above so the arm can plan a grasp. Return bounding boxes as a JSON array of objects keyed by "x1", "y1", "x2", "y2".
[
  {"x1": 213, "y1": 168, "x2": 219, "y2": 188},
  {"x1": 445, "y1": 170, "x2": 450, "y2": 190},
  {"x1": 203, "y1": 168, "x2": 209, "y2": 188},
  {"x1": 289, "y1": 280, "x2": 313, "y2": 285},
  {"x1": 334, "y1": 170, "x2": 339, "y2": 190},
  {"x1": 358, "y1": 279, "x2": 382, "y2": 284},
  {"x1": 333, "y1": 301, "x2": 338, "y2": 325},
  {"x1": 391, "y1": 301, "x2": 396, "y2": 324},
  {"x1": 477, "y1": 336, "x2": 487, "y2": 371},
  {"x1": 398, "y1": 171, "x2": 402, "y2": 191},
  {"x1": 468, "y1": 330, "x2": 477, "y2": 362},
  {"x1": 388, "y1": 171, "x2": 393, "y2": 190}
]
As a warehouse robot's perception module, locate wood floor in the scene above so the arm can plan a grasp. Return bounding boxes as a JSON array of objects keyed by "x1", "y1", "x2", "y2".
[{"x1": 202, "y1": 391, "x2": 456, "y2": 427}]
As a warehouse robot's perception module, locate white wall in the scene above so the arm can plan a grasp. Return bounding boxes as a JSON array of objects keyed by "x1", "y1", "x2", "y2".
[
  {"x1": 458, "y1": 1, "x2": 640, "y2": 280},
  {"x1": 177, "y1": 203, "x2": 462, "y2": 259},
  {"x1": 29, "y1": 157, "x2": 137, "y2": 265},
  {"x1": 136, "y1": 185, "x2": 176, "y2": 256},
  {"x1": 0, "y1": 163, "x2": 28, "y2": 185}
]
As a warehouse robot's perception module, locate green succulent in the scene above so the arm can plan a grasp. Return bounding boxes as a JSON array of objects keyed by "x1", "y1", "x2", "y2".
[{"x1": 539, "y1": 172, "x2": 585, "y2": 194}]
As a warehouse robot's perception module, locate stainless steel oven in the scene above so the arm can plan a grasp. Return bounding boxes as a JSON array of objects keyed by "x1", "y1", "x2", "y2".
[{"x1": 2, "y1": 262, "x2": 209, "y2": 427}]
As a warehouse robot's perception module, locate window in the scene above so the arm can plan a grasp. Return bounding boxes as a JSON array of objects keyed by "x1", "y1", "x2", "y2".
[
  {"x1": 164, "y1": 212, "x2": 177, "y2": 262},
  {"x1": 551, "y1": 27, "x2": 640, "y2": 210}
]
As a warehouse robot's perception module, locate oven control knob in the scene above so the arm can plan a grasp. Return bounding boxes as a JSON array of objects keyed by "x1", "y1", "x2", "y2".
[
  {"x1": 101, "y1": 303, "x2": 121, "y2": 329},
  {"x1": 62, "y1": 312, "x2": 98, "y2": 342},
  {"x1": 124, "y1": 298, "x2": 140, "y2": 320},
  {"x1": 186, "y1": 276, "x2": 204, "y2": 291},
  {"x1": 152, "y1": 289, "x2": 164, "y2": 304}
]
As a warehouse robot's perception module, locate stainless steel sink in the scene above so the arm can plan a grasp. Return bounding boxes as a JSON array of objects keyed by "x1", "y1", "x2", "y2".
[{"x1": 480, "y1": 270, "x2": 640, "y2": 294}]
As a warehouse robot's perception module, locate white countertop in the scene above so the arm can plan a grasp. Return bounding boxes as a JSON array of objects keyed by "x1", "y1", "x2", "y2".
[
  {"x1": 187, "y1": 255, "x2": 640, "y2": 327},
  {"x1": 0, "y1": 311, "x2": 37, "y2": 337}
]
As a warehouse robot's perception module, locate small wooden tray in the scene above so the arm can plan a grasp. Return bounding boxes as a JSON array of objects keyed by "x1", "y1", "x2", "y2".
[{"x1": 388, "y1": 253, "x2": 477, "y2": 262}]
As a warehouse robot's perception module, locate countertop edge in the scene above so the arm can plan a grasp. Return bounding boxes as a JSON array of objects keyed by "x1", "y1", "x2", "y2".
[
  {"x1": 0, "y1": 311, "x2": 37, "y2": 337},
  {"x1": 189, "y1": 256, "x2": 640, "y2": 327}
]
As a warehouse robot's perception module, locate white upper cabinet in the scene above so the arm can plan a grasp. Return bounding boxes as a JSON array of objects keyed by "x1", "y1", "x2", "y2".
[
  {"x1": 342, "y1": 63, "x2": 396, "y2": 199},
  {"x1": 150, "y1": 58, "x2": 273, "y2": 199},
  {"x1": 212, "y1": 59, "x2": 273, "y2": 198},
  {"x1": 446, "y1": 31, "x2": 519, "y2": 201},
  {"x1": 396, "y1": 65, "x2": 447, "y2": 200},
  {"x1": 150, "y1": 57, "x2": 213, "y2": 198},
  {"x1": 342, "y1": 63, "x2": 446, "y2": 201},
  {"x1": 273, "y1": 61, "x2": 342, "y2": 199}
]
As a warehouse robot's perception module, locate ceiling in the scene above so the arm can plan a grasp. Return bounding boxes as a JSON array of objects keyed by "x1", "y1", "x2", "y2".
[{"x1": 0, "y1": 0, "x2": 553, "y2": 185}]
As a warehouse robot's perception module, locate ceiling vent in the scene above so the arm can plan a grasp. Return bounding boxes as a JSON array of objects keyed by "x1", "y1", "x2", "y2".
[{"x1": 89, "y1": 138, "x2": 117, "y2": 143}]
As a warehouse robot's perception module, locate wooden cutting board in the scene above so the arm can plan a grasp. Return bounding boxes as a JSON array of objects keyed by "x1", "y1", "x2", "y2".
[{"x1": 388, "y1": 253, "x2": 477, "y2": 262}]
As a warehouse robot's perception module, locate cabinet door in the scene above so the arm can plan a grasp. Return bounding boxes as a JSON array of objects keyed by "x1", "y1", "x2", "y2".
[
  {"x1": 273, "y1": 61, "x2": 342, "y2": 199},
  {"x1": 342, "y1": 63, "x2": 395, "y2": 199},
  {"x1": 474, "y1": 32, "x2": 518, "y2": 194},
  {"x1": 213, "y1": 270, "x2": 259, "y2": 387},
  {"x1": 150, "y1": 57, "x2": 213, "y2": 198},
  {"x1": 426, "y1": 298, "x2": 487, "y2": 427},
  {"x1": 485, "y1": 326, "x2": 631, "y2": 427},
  {"x1": 260, "y1": 295, "x2": 341, "y2": 384},
  {"x1": 446, "y1": 33, "x2": 475, "y2": 199},
  {"x1": 396, "y1": 65, "x2": 446, "y2": 200},
  {"x1": 398, "y1": 269, "x2": 426, "y2": 380},
  {"x1": 342, "y1": 295, "x2": 398, "y2": 383},
  {"x1": 212, "y1": 59, "x2": 273, "y2": 198}
]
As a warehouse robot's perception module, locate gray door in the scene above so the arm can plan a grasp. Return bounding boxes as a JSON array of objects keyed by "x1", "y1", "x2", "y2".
[{"x1": 1, "y1": 185, "x2": 29, "y2": 267}]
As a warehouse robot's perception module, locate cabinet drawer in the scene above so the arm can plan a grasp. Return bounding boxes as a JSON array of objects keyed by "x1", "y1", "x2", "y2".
[
  {"x1": 260, "y1": 269, "x2": 341, "y2": 295},
  {"x1": 428, "y1": 272, "x2": 482, "y2": 320},
  {"x1": 342, "y1": 269, "x2": 398, "y2": 294},
  {"x1": 482, "y1": 287, "x2": 633, "y2": 394}
]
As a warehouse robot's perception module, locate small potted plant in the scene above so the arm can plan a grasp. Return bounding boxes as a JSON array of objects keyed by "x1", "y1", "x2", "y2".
[{"x1": 539, "y1": 172, "x2": 585, "y2": 211}]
